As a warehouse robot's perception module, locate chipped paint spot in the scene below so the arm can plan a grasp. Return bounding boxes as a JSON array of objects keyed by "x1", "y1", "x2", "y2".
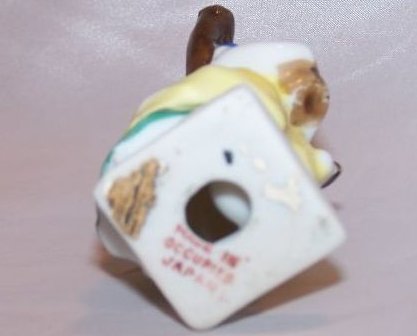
[
  {"x1": 253, "y1": 158, "x2": 267, "y2": 172},
  {"x1": 264, "y1": 176, "x2": 301, "y2": 211}
]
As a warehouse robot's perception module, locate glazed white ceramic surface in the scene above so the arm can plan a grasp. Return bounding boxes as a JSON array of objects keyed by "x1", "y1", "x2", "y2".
[{"x1": 95, "y1": 87, "x2": 345, "y2": 329}]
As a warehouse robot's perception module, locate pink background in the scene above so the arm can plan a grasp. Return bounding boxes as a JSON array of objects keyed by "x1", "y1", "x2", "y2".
[{"x1": 1, "y1": 1, "x2": 416, "y2": 335}]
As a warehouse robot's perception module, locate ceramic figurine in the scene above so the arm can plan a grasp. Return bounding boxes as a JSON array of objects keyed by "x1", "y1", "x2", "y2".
[{"x1": 95, "y1": 5, "x2": 345, "y2": 330}]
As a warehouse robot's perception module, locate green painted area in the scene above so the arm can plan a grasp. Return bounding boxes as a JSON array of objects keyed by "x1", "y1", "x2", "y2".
[
  {"x1": 101, "y1": 108, "x2": 190, "y2": 174},
  {"x1": 121, "y1": 109, "x2": 189, "y2": 142}
]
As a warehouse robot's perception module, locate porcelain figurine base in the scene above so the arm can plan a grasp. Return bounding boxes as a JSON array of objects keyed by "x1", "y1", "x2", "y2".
[{"x1": 95, "y1": 86, "x2": 345, "y2": 330}]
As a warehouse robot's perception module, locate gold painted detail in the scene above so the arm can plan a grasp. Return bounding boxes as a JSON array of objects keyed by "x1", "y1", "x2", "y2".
[
  {"x1": 108, "y1": 159, "x2": 160, "y2": 238},
  {"x1": 278, "y1": 60, "x2": 329, "y2": 126}
]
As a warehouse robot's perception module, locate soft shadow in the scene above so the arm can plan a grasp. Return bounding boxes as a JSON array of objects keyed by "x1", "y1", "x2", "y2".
[
  {"x1": 218, "y1": 313, "x2": 328, "y2": 334},
  {"x1": 330, "y1": 201, "x2": 343, "y2": 211},
  {"x1": 223, "y1": 259, "x2": 343, "y2": 327},
  {"x1": 93, "y1": 242, "x2": 343, "y2": 331},
  {"x1": 92, "y1": 242, "x2": 182, "y2": 324}
]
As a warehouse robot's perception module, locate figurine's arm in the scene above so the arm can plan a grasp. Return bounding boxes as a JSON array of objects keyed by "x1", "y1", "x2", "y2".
[{"x1": 186, "y1": 5, "x2": 235, "y2": 75}]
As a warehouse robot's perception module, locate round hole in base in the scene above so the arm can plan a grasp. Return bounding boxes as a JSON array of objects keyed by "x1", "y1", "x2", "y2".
[{"x1": 185, "y1": 181, "x2": 251, "y2": 243}]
